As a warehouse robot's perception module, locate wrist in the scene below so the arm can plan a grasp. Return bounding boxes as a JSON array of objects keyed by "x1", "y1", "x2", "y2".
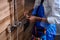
[
  {"x1": 41, "y1": 18, "x2": 48, "y2": 22},
  {"x1": 35, "y1": 17, "x2": 42, "y2": 21}
]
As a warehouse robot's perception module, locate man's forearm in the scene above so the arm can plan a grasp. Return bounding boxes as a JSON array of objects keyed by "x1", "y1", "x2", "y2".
[
  {"x1": 36, "y1": 17, "x2": 48, "y2": 22},
  {"x1": 41, "y1": 18, "x2": 47, "y2": 22}
]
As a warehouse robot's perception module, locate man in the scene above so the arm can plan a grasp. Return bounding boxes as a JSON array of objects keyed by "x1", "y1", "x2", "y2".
[
  {"x1": 31, "y1": 0, "x2": 46, "y2": 40},
  {"x1": 28, "y1": 0, "x2": 60, "y2": 40}
]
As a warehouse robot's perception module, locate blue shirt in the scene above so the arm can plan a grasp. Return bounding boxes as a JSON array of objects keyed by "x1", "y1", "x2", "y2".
[
  {"x1": 32, "y1": 4, "x2": 46, "y2": 28},
  {"x1": 32, "y1": 4, "x2": 56, "y2": 35}
]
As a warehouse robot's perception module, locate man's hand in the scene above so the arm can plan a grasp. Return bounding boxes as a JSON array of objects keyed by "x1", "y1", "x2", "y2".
[
  {"x1": 24, "y1": 11, "x2": 28, "y2": 16},
  {"x1": 28, "y1": 16, "x2": 37, "y2": 23},
  {"x1": 24, "y1": 11, "x2": 30, "y2": 18}
]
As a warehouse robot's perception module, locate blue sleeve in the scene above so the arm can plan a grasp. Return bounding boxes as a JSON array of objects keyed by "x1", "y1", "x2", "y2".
[{"x1": 32, "y1": 8, "x2": 38, "y2": 16}]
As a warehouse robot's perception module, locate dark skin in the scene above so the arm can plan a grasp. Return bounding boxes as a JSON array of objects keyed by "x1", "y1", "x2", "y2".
[
  {"x1": 28, "y1": 15, "x2": 47, "y2": 23},
  {"x1": 24, "y1": 0, "x2": 47, "y2": 23},
  {"x1": 24, "y1": 11, "x2": 47, "y2": 23}
]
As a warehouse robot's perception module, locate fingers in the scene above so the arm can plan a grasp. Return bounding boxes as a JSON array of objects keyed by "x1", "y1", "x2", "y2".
[
  {"x1": 26, "y1": 15, "x2": 29, "y2": 18},
  {"x1": 24, "y1": 11, "x2": 29, "y2": 16},
  {"x1": 24, "y1": 11, "x2": 30, "y2": 19}
]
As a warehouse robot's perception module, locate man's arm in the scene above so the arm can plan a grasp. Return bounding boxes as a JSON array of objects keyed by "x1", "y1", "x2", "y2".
[
  {"x1": 36, "y1": 17, "x2": 47, "y2": 22},
  {"x1": 28, "y1": 16, "x2": 47, "y2": 23}
]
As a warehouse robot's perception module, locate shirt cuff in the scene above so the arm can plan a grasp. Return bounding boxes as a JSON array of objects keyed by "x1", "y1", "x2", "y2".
[{"x1": 47, "y1": 17, "x2": 56, "y2": 24}]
